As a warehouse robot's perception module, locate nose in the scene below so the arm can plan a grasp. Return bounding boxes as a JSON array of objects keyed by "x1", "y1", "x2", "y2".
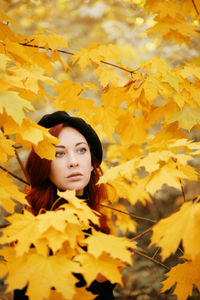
[{"x1": 67, "y1": 152, "x2": 79, "y2": 168}]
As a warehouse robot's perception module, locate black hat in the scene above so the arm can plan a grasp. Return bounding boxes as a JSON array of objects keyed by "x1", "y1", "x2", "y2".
[{"x1": 38, "y1": 111, "x2": 103, "y2": 164}]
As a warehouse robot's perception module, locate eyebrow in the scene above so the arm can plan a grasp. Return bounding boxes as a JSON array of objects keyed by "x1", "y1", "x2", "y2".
[{"x1": 55, "y1": 142, "x2": 87, "y2": 149}]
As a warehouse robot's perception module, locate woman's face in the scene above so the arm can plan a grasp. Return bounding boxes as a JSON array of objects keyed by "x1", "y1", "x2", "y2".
[{"x1": 49, "y1": 126, "x2": 93, "y2": 196}]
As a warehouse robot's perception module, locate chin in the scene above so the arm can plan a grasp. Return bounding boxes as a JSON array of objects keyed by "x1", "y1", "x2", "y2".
[{"x1": 61, "y1": 185, "x2": 84, "y2": 193}]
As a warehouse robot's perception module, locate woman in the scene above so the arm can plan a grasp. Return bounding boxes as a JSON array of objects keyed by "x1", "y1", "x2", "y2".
[{"x1": 14, "y1": 111, "x2": 115, "y2": 300}]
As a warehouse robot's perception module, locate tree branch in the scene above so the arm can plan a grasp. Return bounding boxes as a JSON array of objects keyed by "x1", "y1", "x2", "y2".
[
  {"x1": 100, "y1": 204, "x2": 157, "y2": 223},
  {"x1": 0, "y1": 166, "x2": 29, "y2": 185},
  {"x1": 131, "y1": 225, "x2": 154, "y2": 241},
  {"x1": 19, "y1": 42, "x2": 135, "y2": 75},
  {"x1": 133, "y1": 249, "x2": 170, "y2": 271}
]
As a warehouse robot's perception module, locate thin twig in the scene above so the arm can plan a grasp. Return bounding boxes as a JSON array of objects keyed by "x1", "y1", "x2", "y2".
[
  {"x1": 0, "y1": 166, "x2": 29, "y2": 185},
  {"x1": 100, "y1": 204, "x2": 157, "y2": 223},
  {"x1": 131, "y1": 225, "x2": 154, "y2": 241},
  {"x1": 172, "y1": 158, "x2": 186, "y2": 202},
  {"x1": 19, "y1": 43, "x2": 135, "y2": 74},
  {"x1": 179, "y1": 178, "x2": 186, "y2": 202},
  {"x1": 192, "y1": 0, "x2": 199, "y2": 15},
  {"x1": 19, "y1": 42, "x2": 74, "y2": 56},
  {"x1": 14, "y1": 149, "x2": 25, "y2": 175},
  {"x1": 99, "y1": 60, "x2": 135, "y2": 74},
  {"x1": 133, "y1": 249, "x2": 170, "y2": 271},
  {"x1": 152, "y1": 247, "x2": 160, "y2": 259}
]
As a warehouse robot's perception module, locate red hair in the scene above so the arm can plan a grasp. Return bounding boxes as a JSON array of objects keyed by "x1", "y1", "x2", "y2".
[{"x1": 25, "y1": 123, "x2": 109, "y2": 233}]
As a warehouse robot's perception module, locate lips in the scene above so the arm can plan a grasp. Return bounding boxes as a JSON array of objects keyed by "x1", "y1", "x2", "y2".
[{"x1": 67, "y1": 173, "x2": 83, "y2": 180}]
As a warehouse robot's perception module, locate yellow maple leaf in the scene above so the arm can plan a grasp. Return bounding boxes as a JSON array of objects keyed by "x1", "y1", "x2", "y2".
[
  {"x1": 143, "y1": 78, "x2": 158, "y2": 103},
  {"x1": 0, "y1": 172, "x2": 27, "y2": 206},
  {"x1": 1, "y1": 211, "x2": 41, "y2": 256},
  {"x1": 76, "y1": 253, "x2": 125, "y2": 285},
  {"x1": 172, "y1": 92, "x2": 186, "y2": 109},
  {"x1": 162, "y1": 73, "x2": 182, "y2": 92},
  {"x1": 1, "y1": 201, "x2": 94, "y2": 255},
  {"x1": 85, "y1": 229, "x2": 135, "y2": 264},
  {"x1": 0, "y1": 10, "x2": 18, "y2": 26},
  {"x1": 148, "y1": 122, "x2": 187, "y2": 151},
  {"x1": 72, "y1": 43, "x2": 121, "y2": 69},
  {"x1": 180, "y1": 64, "x2": 200, "y2": 80},
  {"x1": 106, "y1": 178, "x2": 130, "y2": 203},
  {"x1": 6, "y1": 64, "x2": 56, "y2": 93},
  {"x1": 0, "y1": 134, "x2": 15, "y2": 162},
  {"x1": 167, "y1": 106, "x2": 200, "y2": 131},
  {"x1": 58, "y1": 190, "x2": 87, "y2": 209},
  {"x1": 49, "y1": 287, "x2": 95, "y2": 300},
  {"x1": 93, "y1": 105, "x2": 118, "y2": 140},
  {"x1": 83, "y1": 82, "x2": 99, "y2": 93},
  {"x1": 37, "y1": 209, "x2": 69, "y2": 233},
  {"x1": 98, "y1": 158, "x2": 139, "y2": 184},
  {"x1": 26, "y1": 31, "x2": 68, "y2": 50},
  {"x1": 146, "y1": 0, "x2": 197, "y2": 43},
  {"x1": 95, "y1": 67, "x2": 123, "y2": 87},
  {"x1": 58, "y1": 192, "x2": 100, "y2": 226},
  {"x1": 0, "y1": 91, "x2": 34, "y2": 125},
  {"x1": 138, "y1": 151, "x2": 172, "y2": 173},
  {"x1": 101, "y1": 86, "x2": 132, "y2": 110},
  {"x1": 53, "y1": 80, "x2": 95, "y2": 113},
  {"x1": 161, "y1": 256, "x2": 200, "y2": 300},
  {"x1": 116, "y1": 111, "x2": 148, "y2": 146},
  {"x1": 33, "y1": 137, "x2": 57, "y2": 160},
  {"x1": 5, "y1": 251, "x2": 79, "y2": 300},
  {"x1": 140, "y1": 56, "x2": 170, "y2": 74},
  {"x1": 38, "y1": 225, "x2": 84, "y2": 253},
  {"x1": 146, "y1": 160, "x2": 198, "y2": 195},
  {"x1": 150, "y1": 201, "x2": 200, "y2": 260},
  {"x1": 114, "y1": 203, "x2": 137, "y2": 234},
  {"x1": 128, "y1": 178, "x2": 152, "y2": 206},
  {"x1": 0, "y1": 260, "x2": 7, "y2": 279},
  {"x1": 3, "y1": 117, "x2": 58, "y2": 159},
  {"x1": 5, "y1": 39, "x2": 36, "y2": 65},
  {"x1": 106, "y1": 143, "x2": 141, "y2": 163},
  {"x1": 0, "y1": 53, "x2": 12, "y2": 71}
]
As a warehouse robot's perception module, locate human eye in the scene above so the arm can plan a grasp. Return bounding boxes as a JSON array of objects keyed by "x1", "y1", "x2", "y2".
[
  {"x1": 77, "y1": 147, "x2": 87, "y2": 154},
  {"x1": 55, "y1": 151, "x2": 65, "y2": 158}
]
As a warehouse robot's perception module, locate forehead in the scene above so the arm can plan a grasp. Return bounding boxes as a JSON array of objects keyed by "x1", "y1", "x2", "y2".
[{"x1": 57, "y1": 126, "x2": 88, "y2": 145}]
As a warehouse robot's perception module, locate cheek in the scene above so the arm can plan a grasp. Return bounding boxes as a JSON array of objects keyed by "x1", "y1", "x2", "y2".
[
  {"x1": 84, "y1": 162, "x2": 93, "y2": 182},
  {"x1": 49, "y1": 161, "x2": 62, "y2": 184}
]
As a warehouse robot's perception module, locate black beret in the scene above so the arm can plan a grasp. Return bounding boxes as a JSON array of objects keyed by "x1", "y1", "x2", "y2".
[{"x1": 38, "y1": 111, "x2": 103, "y2": 164}]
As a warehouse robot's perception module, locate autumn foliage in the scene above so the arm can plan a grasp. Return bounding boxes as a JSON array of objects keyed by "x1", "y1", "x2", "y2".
[{"x1": 1, "y1": 0, "x2": 200, "y2": 299}]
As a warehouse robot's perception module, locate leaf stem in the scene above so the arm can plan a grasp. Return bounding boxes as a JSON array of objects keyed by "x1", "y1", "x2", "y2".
[
  {"x1": 50, "y1": 197, "x2": 61, "y2": 211},
  {"x1": 100, "y1": 204, "x2": 157, "y2": 223},
  {"x1": 192, "y1": 0, "x2": 199, "y2": 15}
]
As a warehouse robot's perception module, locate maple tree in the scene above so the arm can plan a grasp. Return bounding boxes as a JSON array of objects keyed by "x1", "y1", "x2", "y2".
[{"x1": 1, "y1": 0, "x2": 200, "y2": 299}]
